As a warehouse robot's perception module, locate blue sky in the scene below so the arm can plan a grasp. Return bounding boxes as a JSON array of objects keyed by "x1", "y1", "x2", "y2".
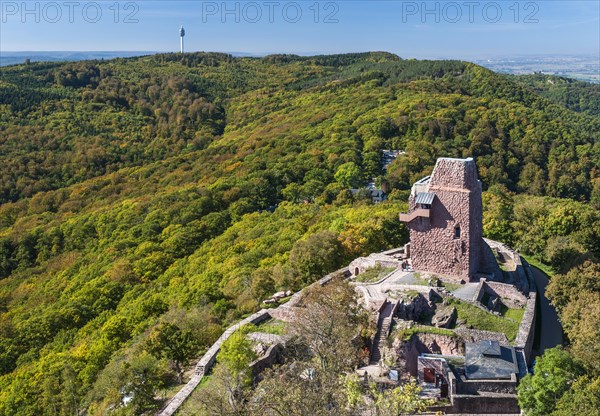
[{"x1": 1, "y1": 0, "x2": 599, "y2": 58}]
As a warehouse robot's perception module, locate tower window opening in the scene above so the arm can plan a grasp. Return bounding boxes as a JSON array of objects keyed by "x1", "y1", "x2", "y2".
[{"x1": 454, "y1": 226, "x2": 461, "y2": 239}]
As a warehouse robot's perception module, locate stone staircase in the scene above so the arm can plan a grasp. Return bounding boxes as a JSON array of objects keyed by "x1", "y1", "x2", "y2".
[{"x1": 370, "y1": 300, "x2": 395, "y2": 365}]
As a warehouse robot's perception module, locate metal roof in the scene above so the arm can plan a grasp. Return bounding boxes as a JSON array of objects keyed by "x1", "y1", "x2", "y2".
[
  {"x1": 465, "y1": 341, "x2": 518, "y2": 380},
  {"x1": 415, "y1": 192, "x2": 435, "y2": 205},
  {"x1": 481, "y1": 340, "x2": 501, "y2": 356}
]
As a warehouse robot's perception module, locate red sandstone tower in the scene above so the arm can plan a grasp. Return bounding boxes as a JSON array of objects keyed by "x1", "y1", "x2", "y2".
[{"x1": 400, "y1": 157, "x2": 484, "y2": 282}]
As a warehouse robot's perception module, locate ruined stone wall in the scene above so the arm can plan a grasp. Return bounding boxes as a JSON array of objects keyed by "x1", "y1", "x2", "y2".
[
  {"x1": 395, "y1": 293, "x2": 432, "y2": 321},
  {"x1": 396, "y1": 333, "x2": 463, "y2": 376},
  {"x1": 348, "y1": 254, "x2": 399, "y2": 276},
  {"x1": 250, "y1": 343, "x2": 284, "y2": 378},
  {"x1": 514, "y1": 262, "x2": 537, "y2": 363},
  {"x1": 159, "y1": 309, "x2": 271, "y2": 416},
  {"x1": 484, "y1": 281, "x2": 527, "y2": 308},
  {"x1": 480, "y1": 240, "x2": 504, "y2": 279}
]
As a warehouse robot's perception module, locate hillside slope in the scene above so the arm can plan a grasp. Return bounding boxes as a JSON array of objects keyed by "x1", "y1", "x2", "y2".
[{"x1": 0, "y1": 52, "x2": 598, "y2": 415}]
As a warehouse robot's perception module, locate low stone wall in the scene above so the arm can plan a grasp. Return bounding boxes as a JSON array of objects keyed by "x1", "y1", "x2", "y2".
[
  {"x1": 157, "y1": 309, "x2": 271, "y2": 416},
  {"x1": 156, "y1": 375, "x2": 203, "y2": 416},
  {"x1": 454, "y1": 327, "x2": 509, "y2": 345},
  {"x1": 513, "y1": 261, "x2": 537, "y2": 364},
  {"x1": 399, "y1": 334, "x2": 463, "y2": 376},
  {"x1": 194, "y1": 309, "x2": 271, "y2": 376},
  {"x1": 474, "y1": 279, "x2": 487, "y2": 303},
  {"x1": 157, "y1": 264, "x2": 354, "y2": 415},
  {"x1": 451, "y1": 393, "x2": 520, "y2": 414},
  {"x1": 349, "y1": 254, "x2": 400, "y2": 276},
  {"x1": 250, "y1": 343, "x2": 285, "y2": 378},
  {"x1": 484, "y1": 281, "x2": 527, "y2": 308},
  {"x1": 455, "y1": 373, "x2": 517, "y2": 395}
]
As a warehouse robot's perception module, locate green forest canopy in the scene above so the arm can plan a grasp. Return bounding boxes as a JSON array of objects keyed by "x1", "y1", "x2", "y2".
[{"x1": 0, "y1": 52, "x2": 598, "y2": 415}]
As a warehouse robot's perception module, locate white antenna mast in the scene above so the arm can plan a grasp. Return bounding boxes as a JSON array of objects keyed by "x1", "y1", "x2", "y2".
[{"x1": 179, "y1": 26, "x2": 185, "y2": 53}]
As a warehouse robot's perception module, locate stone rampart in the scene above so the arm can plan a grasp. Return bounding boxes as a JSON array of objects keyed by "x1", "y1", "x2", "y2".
[
  {"x1": 194, "y1": 309, "x2": 271, "y2": 376},
  {"x1": 157, "y1": 264, "x2": 354, "y2": 415},
  {"x1": 157, "y1": 309, "x2": 271, "y2": 416},
  {"x1": 514, "y1": 260, "x2": 537, "y2": 364}
]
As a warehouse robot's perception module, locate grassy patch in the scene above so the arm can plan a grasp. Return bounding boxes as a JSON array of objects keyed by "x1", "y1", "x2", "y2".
[
  {"x1": 442, "y1": 282, "x2": 462, "y2": 291},
  {"x1": 394, "y1": 325, "x2": 458, "y2": 342},
  {"x1": 502, "y1": 307, "x2": 525, "y2": 323},
  {"x1": 521, "y1": 254, "x2": 555, "y2": 277},
  {"x1": 256, "y1": 319, "x2": 287, "y2": 335},
  {"x1": 355, "y1": 265, "x2": 395, "y2": 282},
  {"x1": 176, "y1": 375, "x2": 213, "y2": 415},
  {"x1": 409, "y1": 276, "x2": 431, "y2": 286},
  {"x1": 447, "y1": 299, "x2": 520, "y2": 342},
  {"x1": 399, "y1": 289, "x2": 422, "y2": 299}
]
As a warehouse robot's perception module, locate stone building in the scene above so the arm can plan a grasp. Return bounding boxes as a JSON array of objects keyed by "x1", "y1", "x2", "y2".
[
  {"x1": 416, "y1": 340, "x2": 521, "y2": 414},
  {"x1": 400, "y1": 157, "x2": 494, "y2": 282}
]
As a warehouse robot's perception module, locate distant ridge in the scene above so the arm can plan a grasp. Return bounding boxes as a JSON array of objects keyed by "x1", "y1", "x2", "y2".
[
  {"x1": 0, "y1": 51, "x2": 268, "y2": 66},
  {"x1": 0, "y1": 51, "x2": 156, "y2": 66}
]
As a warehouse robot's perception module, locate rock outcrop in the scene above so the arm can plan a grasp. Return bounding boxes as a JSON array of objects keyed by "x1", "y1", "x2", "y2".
[{"x1": 431, "y1": 306, "x2": 457, "y2": 328}]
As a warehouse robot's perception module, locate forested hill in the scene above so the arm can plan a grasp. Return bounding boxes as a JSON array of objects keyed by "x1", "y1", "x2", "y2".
[
  {"x1": 0, "y1": 52, "x2": 598, "y2": 415},
  {"x1": 1, "y1": 52, "x2": 599, "y2": 204},
  {"x1": 513, "y1": 73, "x2": 600, "y2": 116}
]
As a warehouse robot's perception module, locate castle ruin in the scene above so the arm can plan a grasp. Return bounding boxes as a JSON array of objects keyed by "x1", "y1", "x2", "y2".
[{"x1": 400, "y1": 157, "x2": 493, "y2": 281}]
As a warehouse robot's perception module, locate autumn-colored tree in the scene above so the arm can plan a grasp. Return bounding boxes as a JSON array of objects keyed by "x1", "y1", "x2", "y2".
[{"x1": 293, "y1": 277, "x2": 371, "y2": 372}]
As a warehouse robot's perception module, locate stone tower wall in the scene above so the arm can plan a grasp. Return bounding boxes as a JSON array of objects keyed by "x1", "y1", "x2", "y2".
[{"x1": 407, "y1": 158, "x2": 483, "y2": 281}]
